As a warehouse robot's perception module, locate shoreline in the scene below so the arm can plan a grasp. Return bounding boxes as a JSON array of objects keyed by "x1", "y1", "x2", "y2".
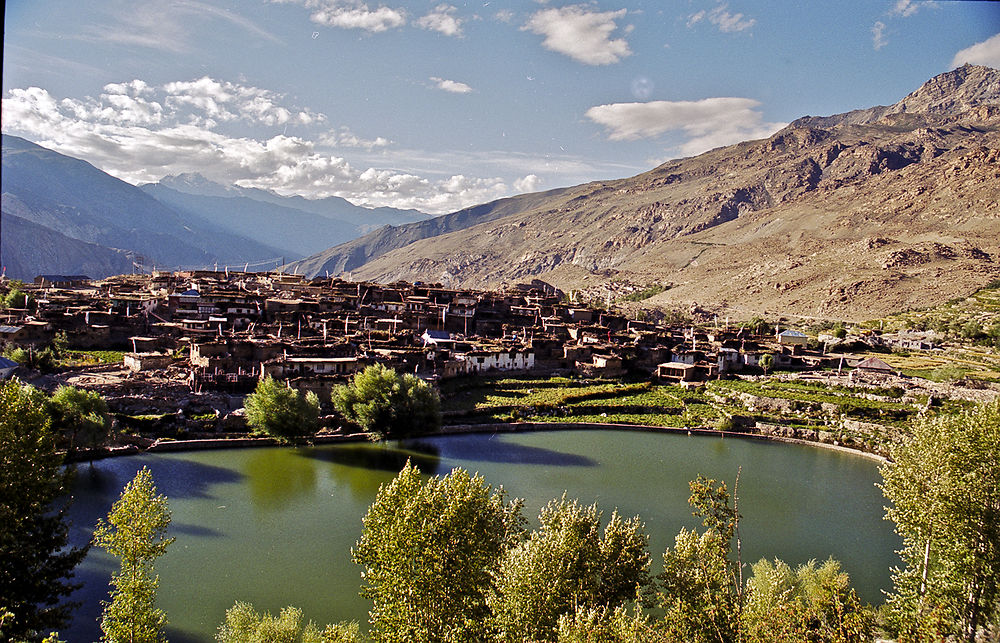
[{"x1": 64, "y1": 421, "x2": 888, "y2": 465}]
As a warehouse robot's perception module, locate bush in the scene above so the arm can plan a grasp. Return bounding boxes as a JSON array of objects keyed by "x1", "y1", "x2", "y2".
[
  {"x1": 244, "y1": 376, "x2": 320, "y2": 440},
  {"x1": 331, "y1": 364, "x2": 441, "y2": 440}
]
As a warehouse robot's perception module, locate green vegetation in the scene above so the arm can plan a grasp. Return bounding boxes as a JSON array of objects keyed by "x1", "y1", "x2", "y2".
[
  {"x1": 621, "y1": 284, "x2": 668, "y2": 302},
  {"x1": 93, "y1": 467, "x2": 174, "y2": 643},
  {"x1": 0, "y1": 380, "x2": 88, "y2": 642},
  {"x1": 880, "y1": 399, "x2": 1000, "y2": 641},
  {"x1": 61, "y1": 350, "x2": 127, "y2": 366},
  {"x1": 217, "y1": 602, "x2": 363, "y2": 643},
  {"x1": 48, "y1": 385, "x2": 111, "y2": 453},
  {"x1": 353, "y1": 462, "x2": 523, "y2": 642},
  {"x1": 0, "y1": 281, "x2": 35, "y2": 310},
  {"x1": 867, "y1": 282, "x2": 1000, "y2": 349},
  {"x1": 331, "y1": 364, "x2": 441, "y2": 440},
  {"x1": 245, "y1": 375, "x2": 321, "y2": 441}
]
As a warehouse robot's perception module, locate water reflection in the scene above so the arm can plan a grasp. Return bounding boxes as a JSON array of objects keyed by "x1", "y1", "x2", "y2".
[
  {"x1": 421, "y1": 433, "x2": 598, "y2": 467},
  {"x1": 300, "y1": 442, "x2": 442, "y2": 474},
  {"x1": 245, "y1": 449, "x2": 318, "y2": 511}
]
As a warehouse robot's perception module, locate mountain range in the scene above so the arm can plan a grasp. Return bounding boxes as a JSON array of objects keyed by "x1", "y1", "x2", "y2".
[
  {"x1": 0, "y1": 137, "x2": 428, "y2": 280},
  {"x1": 286, "y1": 64, "x2": 1000, "y2": 320},
  {"x1": 3, "y1": 65, "x2": 998, "y2": 321}
]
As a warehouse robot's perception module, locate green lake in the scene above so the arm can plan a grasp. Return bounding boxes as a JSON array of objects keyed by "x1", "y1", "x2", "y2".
[{"x1": 63, "y1": 429, "x2": 899, "y2": 642}]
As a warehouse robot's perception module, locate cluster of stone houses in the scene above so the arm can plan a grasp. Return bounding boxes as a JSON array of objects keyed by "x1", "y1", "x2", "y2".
[{"x1": 1, "y1": 271, "x2": 864, "y2": 396}]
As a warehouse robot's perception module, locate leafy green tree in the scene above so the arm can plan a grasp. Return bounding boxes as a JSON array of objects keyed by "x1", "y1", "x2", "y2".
[
  {"x1": 94, "y1": 467, "x2": 175, "y2": 643},
  {"x1": 48, "y1": 385, "x2": 111, "y2": 453},
  {"x1": 244, "y1": 375, "x2": 321, "y2": 440},
  {"x1": 656, "y1": 476, "x2": 742, "y2": 643},
  {"x1": 742, "y1": 557, "x2": 873, "y2": 643},
  {"x1": 492, "y1": 496, "x2": 651, "y2": 643},
  {"x1": 758, "y1": 353, "x2": 774, "y2": 376},
  {"x1": 1, "y1": 282, "x2": 34, "y2": 310},
  {"x1": 352, "y1": 462, "x2": 523, "y2": 643},
  {"x1": 0, "y1": 380, "x2": 88, "y2": 642},
  {"x1": 880, "y1": 400, "x2": 1000, "y2": 642},
  {"x1": 556, "y1": 605, "x2": 663, "y2": 643},
  {"x1": 331, "y1": 364, "x2": 441, "y2": 440},
  {"x1": 216, "y1": 601, "x2": 364, "y2": 643}
]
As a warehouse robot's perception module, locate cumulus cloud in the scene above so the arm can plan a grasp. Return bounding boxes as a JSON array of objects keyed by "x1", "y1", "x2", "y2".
[
  {"x1": 430, "y1": 77, "x2": 474, "y2": 94},
  {"x1": 0, "y1": 78, "x2": 555, "y2": 214},
  {"x1": 522, "y1": 5, "x2": 632, "y2": 65},
  {"x1": 952, "y1": 32, "x2": 1000, "y2": 69},
  {"x1": 585, "y1": 97, "x2": 786, "y2": 156},
  {"x1": 275, "y1": 0, "x2": 406, "y2": 32},
  {"x1": 687, "y1": 3, "x2": 755, "y2": 33},
  {"x1": 319, "y1": 126, "x2": 391, "y2": 150},
  {"x1": 872, "y1": 21, "x2": 888, "y2": 50},
  {"x1": 416, "y1": 4, "x2": 464, "y2": 37}
]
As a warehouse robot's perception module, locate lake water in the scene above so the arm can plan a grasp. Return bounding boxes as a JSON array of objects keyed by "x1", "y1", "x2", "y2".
[{"x1": 62, "y1": 429, "x2": 899, "y2": 642}]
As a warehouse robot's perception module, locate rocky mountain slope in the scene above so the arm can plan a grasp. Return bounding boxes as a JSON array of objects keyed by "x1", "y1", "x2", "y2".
[
  {"x1": 292, "y1": 65, "x2": 1000, "y2": 320},
  {"x1": 1, "y1": 135, "x2": 285, "y2": 278}
]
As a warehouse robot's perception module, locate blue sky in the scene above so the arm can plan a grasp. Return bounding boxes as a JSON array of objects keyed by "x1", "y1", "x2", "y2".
[{"x1": 3, "y1": 0, "x2": 999, "y2": 213}]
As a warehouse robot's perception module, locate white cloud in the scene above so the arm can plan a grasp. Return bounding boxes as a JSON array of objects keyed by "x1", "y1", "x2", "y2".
[
  {"x1": 320, "y1": 126, "x2": 391, "y2": 150},
  {"x1": 275, "y1": 0, "x2": 406, "y2": 32},
  {"x1": 513, "y1": 174, "x2": 541, "y2": 193},
  {"x1": 706, "y1": 4, "x2": 755, "y2": 32},
  {"x1": 872, "y1": 21, "x2": 888, "y2": 50},
  {"x1": 416, "y1": 4, "x2": 464, "y2": 37},
  {"x1": 78, "y1": 0, "x2": 281, "y2": 53},
  {"x1": 585, "y1": 97, "x2": 786, "y2": 156},
  {"x1": 952, "y1": 33, "x2": 1000, "y2": 69},
  {"x1": 494, "y1": 9, "x2": 516, "y2": 24},
  {"x1": 522, "y1": 5, "x2": 632, "y2": 65},
  {"x1": 430, "y1": 77, "x2": 474, "y2": 94},
  {"x1": 687, "y1": 4, "x2": 755, "y2": 33},
  {"x1": 890, "y1": 0, "x2": 936, "y2": 18},
  {"x1": 1, "y1": 79, "x2": 561, "y2": 214}
]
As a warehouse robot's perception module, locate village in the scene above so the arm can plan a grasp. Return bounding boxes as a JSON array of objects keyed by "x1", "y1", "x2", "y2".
[{"x1": 1, "y1": 270, "x2": 995, "y2": 455}]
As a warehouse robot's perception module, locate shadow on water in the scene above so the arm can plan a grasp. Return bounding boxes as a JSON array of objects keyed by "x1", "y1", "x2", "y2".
[
  {"x1": 170, "y1": 522, "x2": 225, "y2": 538},
  {"x1": 299, "y1": 441, "x2": 443, "y2": 475},
  {"x1": 419, "y1": 434, "x2": 598, "y2": 467},
  {"x1": 69, "y1": 456, "x2": 244, "y2": 502}
]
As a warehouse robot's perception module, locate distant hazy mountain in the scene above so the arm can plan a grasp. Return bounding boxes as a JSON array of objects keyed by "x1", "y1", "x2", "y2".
[
  {"x1": 289, "y1": 65, "x2": 1000, "y2": 320},
  {"x1": 157, "y1": 173, "x2": 430, "y2": 232},
  {"x1": 1, "y1": 135, "x2": 287, "y2": 277},
  {"x1": 140, "y1": 183, "x2": 359, "y2": 258},
  {"x1": 1, "y1": 212, "x2": 134, "y2": 281}
]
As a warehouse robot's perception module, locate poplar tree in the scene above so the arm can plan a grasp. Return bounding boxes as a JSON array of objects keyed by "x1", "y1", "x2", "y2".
[
  {"x1": 94, "y1": 467, "x2": 174, "y2": 643},
  {"x1": 0, "y1": 380, "x2": 87, "y2": 642},
  {"x1": 881, "y1": 400, "x2": 1000, "y2": 642}
]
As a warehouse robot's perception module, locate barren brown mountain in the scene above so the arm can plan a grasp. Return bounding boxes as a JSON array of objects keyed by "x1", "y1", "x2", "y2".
[{"x1": 289, "y1": 65, "x2": 1000, "y2": 321}]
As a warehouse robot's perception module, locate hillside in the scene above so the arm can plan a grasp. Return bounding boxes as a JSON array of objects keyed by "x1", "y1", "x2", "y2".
[
  {"x1": 0, "y1": 213, "x2": 134, "y2": 280},
  {"x1": 296, "y1": 65, "x2": 1000, "y2": 320},
  {"x1": 1, "y1": 135, "x2": 286, "y2": 277}
]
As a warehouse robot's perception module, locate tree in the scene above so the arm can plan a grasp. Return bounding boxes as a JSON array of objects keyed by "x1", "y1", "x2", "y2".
[
  {"x1": 656, "y1": 476, "x2": 742, "y2": 643},
  {"x1": 0, "y1": 380, "x2": 88, "y2": 643},
  {"x1": 742, "y1": 558, "x2": 873, "y2": 643},
  {"x1": 216, "y1": 601, "x2": 363, "y2": 643},
  {"x1": 556, "y1": 605, "x2": 663, "y2": 643},
  {"x1": 880, "y1": 400, "x2": 1000, "y2": 642},
  {"x1": 352, "y1": 462, "x2": 523, "y2": 643},
  {"x1": 244, "y1": 375, "x2": 321, "y2": 440},
  {"x1": 758, "y1": 353, "x2": 774, "y2": 376},
  {"x1": 331, "y1": 364, "x2": 441, "y2": 440},
  {"x1": 492, "y1": 496, "x2": 651, "y2": 643},
  {"x1": 48, "y1": 385, "x2": 111, "y2": 453},
  {"x1": 94, "y1": 467, "x2": 175, "y2": 643}
]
